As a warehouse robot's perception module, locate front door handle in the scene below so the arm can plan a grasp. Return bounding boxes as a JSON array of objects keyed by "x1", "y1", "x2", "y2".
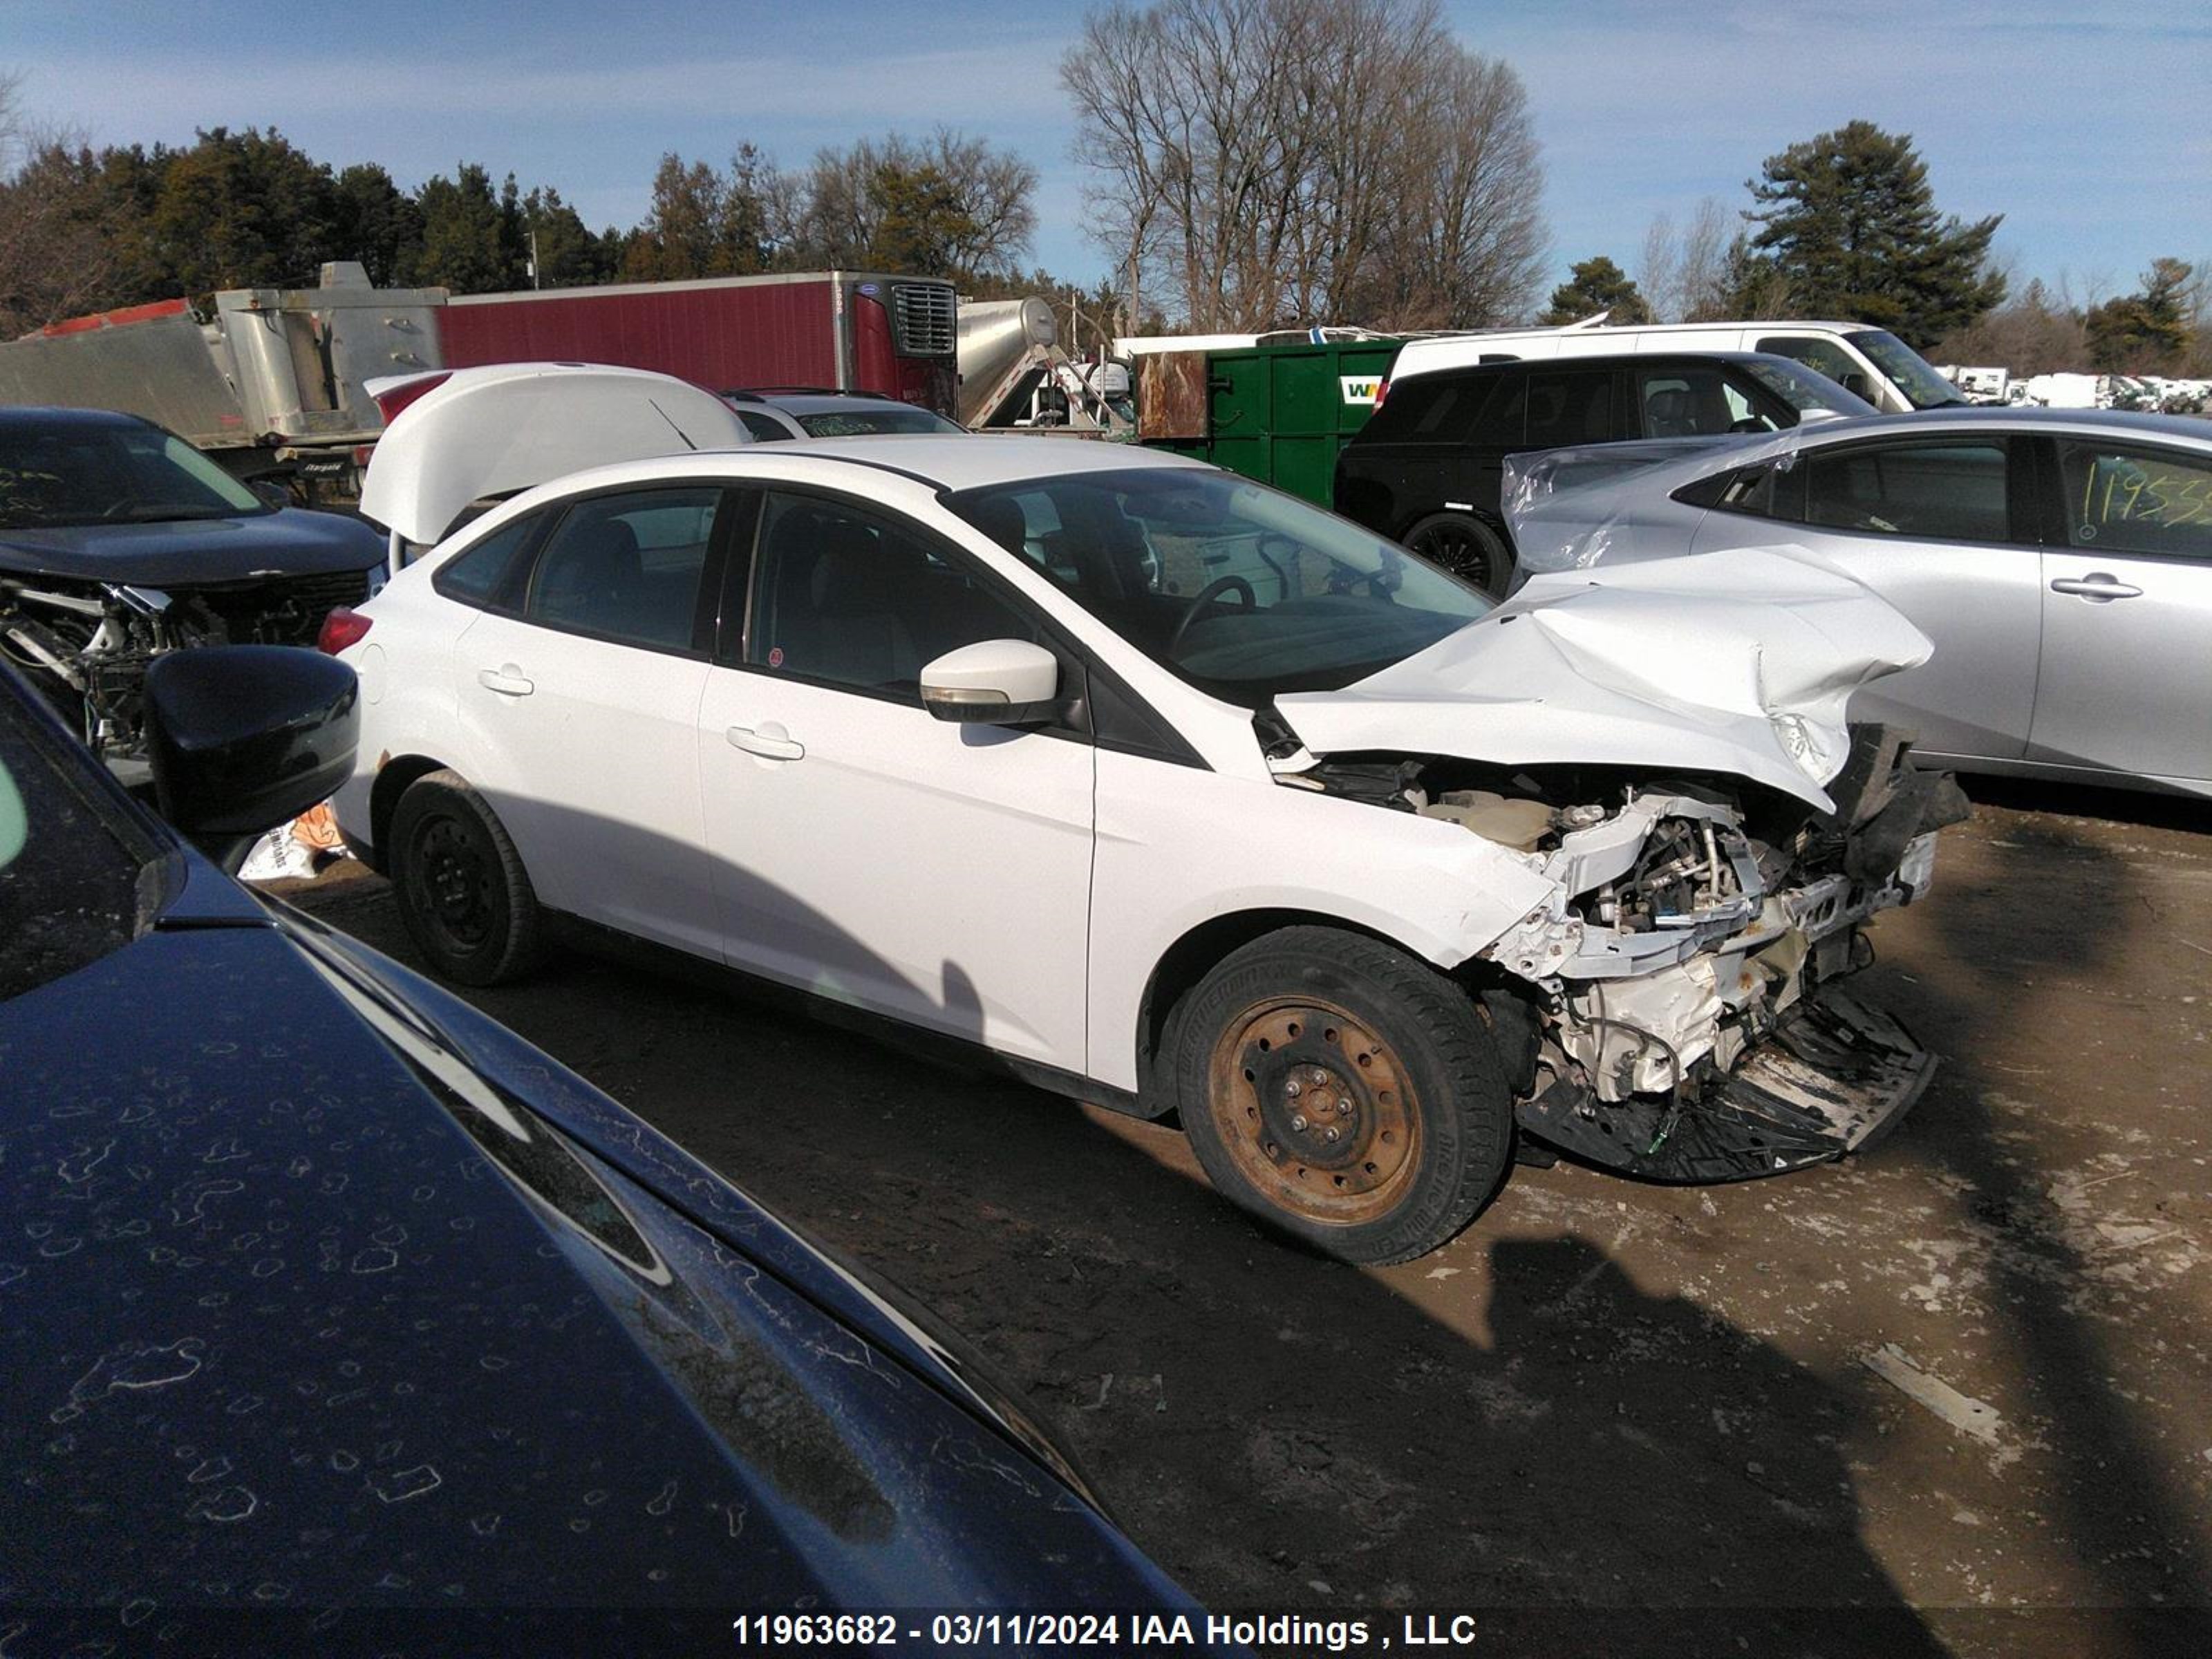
[
  {"x1": 727, "y1": 722, "x2": 805, "y2": 761},
  {"x1": 477, "y1": 665, "x2": 534, "y2": 695},
  {"x1": 2050, "y1": 574, "x2": 2144, "y2": 602}
]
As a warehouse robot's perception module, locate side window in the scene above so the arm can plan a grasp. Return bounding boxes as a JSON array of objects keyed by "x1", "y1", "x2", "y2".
[
  {"x1": 744, "y1": 492, "x2": 1042, "y2": 697},
  {"x1": 524, "y1": 487, "x2": 721, "y2": 650},
  {"x1": 1804, "y1": 442, "x2": 2009, "y2": 541},
  {"x1": 737, "y1": 411, "x2": 792, "y2": 442},
  {"x1": 1635, "y1": 368, "x2": 1774, "y2": 439},
  {"x1": 1756, "y1": 335, "x2": 1867, "y2": 399},
  {"x1": 1523, "y1": 370, "x2": 1613, "y2": 448},
  {"x1": 2056, "y1": 442, "x2": 2212, "y2": 560},
  {"x1": 433, "y1": 513, "x2": 539, "y2": 608}
]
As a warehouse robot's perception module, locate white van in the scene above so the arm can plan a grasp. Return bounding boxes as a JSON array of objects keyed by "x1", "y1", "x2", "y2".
[{"x1": 1388, "y1": 318, "x2": 1966, "y2": 415}]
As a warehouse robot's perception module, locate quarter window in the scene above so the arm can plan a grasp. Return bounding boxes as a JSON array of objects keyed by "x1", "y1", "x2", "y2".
[
  {"x1": 1803, "y1": 441, "x2": 2009, "y2": 542},
  {"x1": 433, "y1": 514, "x2": 539, "y2": 608},
  {"x1": 524, "y1": 487, "x2": 721, "y2": 650},
  {"x1": 743, "y1": 493, "x2": 1042, "y2": 697},
  {"x1": 2056, "y1": 442, "x2": 2212, "y2": 560}
]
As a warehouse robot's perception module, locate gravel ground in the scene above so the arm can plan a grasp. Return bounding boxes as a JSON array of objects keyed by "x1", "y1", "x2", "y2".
[{"x1": 287, "y1": 778, "x2": 2212, "y2": 1658}]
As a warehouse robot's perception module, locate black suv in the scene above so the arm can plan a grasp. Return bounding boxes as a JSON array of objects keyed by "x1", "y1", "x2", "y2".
[{"x1": 1331, "y1": 350, "x2": 1872, "y2": 594}]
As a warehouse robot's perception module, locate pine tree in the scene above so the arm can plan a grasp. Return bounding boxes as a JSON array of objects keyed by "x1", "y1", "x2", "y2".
[
  {"x1": 1745, "y1": 120, "x2": 2003, "y2": 346},
  {"x1": 1539, "y1": 256, "x2": 1651, "y2": 325},
  {"x1": 2084, "y1": 259, "x2": 2192, "y2": 373}
]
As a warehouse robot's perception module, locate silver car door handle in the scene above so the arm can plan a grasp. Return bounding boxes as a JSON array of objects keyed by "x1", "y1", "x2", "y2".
[
  {"x1": 476, "y1": 665, "x2": 534, "y2": 695},
  {"x1": 726, "y1": 723, "x2": 805, "y2": 761},
  {"x1": 2050, "y1": 574, "x2": 2143, "y2": 601}
]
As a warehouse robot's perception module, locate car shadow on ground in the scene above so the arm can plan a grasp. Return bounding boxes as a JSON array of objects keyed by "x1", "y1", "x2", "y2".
[
  {"x1": 299, "y1": 859, "x2": 1962, "y2": 1657},
  {"x1": 1848, "y1": 780, "x2": 2212, "y2": 1655}
]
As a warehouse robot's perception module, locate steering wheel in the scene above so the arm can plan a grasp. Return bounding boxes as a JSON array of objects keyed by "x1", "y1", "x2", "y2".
[{"x1": 1166, "y1": 574, "x2": 1256, "y2": 655}]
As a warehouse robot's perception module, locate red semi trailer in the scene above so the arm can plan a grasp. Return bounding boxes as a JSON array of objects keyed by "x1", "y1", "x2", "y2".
[{"x1": 436, "y1": 270, "x2": 959, "y2": 417}]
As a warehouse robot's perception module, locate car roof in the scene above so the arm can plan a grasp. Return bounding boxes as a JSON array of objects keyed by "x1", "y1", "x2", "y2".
[
  {"x1": 0, "y1": 405, "x2": 155, "y2": 432},
  {"x1": 541, "y1": 434, "x2": 1215, "y2": 499},
  {"x1": 1402, "y1": 349, "x2": 1826, "y2": 375},
  {"x1": 1685, "y1": 404, "x2": 2212, "y2": 452}
]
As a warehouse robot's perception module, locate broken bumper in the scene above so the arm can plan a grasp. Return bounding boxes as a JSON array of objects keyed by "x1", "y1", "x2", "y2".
[{"x1": 1517, "y1": 987, "x2": 1935, "y2": 1184}]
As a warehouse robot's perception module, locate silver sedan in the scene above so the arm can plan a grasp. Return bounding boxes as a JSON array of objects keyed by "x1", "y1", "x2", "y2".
[{"x1": 1503, "y1": 407, "x2": 2212, "y2": 797}]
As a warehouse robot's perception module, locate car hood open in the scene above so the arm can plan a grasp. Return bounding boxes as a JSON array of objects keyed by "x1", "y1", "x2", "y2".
[
  {"x1": 1274, "y1": 547, "x2": 1933, "y2": 810},
  {"x1": 357, "y1": 363, "x2": 753, "y2": 545}
]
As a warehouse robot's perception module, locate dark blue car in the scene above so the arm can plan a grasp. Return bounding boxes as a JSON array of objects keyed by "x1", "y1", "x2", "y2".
[{"x1": 0, "y1": 646, "x2": 1199, "y2": 1651}]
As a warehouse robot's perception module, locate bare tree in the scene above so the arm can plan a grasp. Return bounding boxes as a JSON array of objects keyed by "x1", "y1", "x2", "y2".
[
  {"x1": 1639, "y1": 196, "x2": 1732, "y2": 322},
  {"x1": 0, "y1": 72, "x2": 122, "y2": 335},
  {"x1": 1062, "y1": 0, "x2": 1545, "y2": 331}
]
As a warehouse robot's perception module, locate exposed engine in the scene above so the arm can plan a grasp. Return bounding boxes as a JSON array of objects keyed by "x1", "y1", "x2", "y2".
[
  {"x1": 0, "y1": 569, "x2": 367, "y2": 771},
  {"x1": 1284, "y1": 729, "x2": 1969, "y2": 1184}
]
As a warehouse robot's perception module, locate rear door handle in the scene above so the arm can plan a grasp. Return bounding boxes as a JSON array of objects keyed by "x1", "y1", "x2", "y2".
[
  {"x1": 476, "y1": 665, "x2": 534, "y2": 695},
  {"x1": 727, "y1": 722, "x2": 805, "y2": 761},
  {"x1": 2050, "y1": 574, "x2": 2143, "y2": 601}
]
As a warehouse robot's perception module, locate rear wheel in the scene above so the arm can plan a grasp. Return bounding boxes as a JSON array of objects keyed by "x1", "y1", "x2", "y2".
[
  {"x1": 1169, "y1": 927, "x2": 1515, "y2": 1264},
  {"x1": 1403, "y1": 512, "x2": 1512, "y2": 599},
  {"x1": 388, "y1": 769, "x2": 541, "y2": 986}
]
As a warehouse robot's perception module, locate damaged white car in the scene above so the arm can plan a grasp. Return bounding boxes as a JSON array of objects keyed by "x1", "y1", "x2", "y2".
[{"x1": 330, "y1": 367, "x2": 1964, "y2": 1264}]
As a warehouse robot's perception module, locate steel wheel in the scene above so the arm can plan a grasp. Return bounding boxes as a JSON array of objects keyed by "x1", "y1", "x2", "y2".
[
  {"x1": 388, "y1": 769, "x2": 542, "y2": 986},
  {"x1": 1170, "y1": 926, "x2": 1517, "y2": 1264},
  {"x1": 406, "y1": 812, "x2": 496, "y2": 955},
  {"x1": 1206, "y1": 997, "x2": 1423, "y2": 1226}
]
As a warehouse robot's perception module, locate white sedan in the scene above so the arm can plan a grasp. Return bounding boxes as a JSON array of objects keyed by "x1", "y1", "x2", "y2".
[{"x1": 328, "y1": 367, "x2": 1962, "y2": 1264}]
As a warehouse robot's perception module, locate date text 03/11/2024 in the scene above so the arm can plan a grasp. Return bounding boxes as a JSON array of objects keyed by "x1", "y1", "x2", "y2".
[{"x1": 727, "y1": 1612, "x2": 1487, "y2": 1650}]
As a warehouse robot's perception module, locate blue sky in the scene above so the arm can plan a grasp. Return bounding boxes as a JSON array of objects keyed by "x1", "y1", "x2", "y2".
[{"x1": 6, "y1": 1, "x2": 2204, "y2": 308}]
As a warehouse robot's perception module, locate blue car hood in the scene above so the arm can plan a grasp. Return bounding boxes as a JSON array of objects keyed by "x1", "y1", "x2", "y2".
[
  {"x1": 0, "y1": 861, "x2": 1186, "y2": 1626},
  {"x1": 0, "y1": 507, "x2": 384, "y2": 587}
]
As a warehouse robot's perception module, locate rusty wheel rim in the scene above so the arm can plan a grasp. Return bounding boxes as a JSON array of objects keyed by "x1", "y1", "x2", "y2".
[{"x1": 1206, "y1": 997, "x2": 1421, "y2": 1226}]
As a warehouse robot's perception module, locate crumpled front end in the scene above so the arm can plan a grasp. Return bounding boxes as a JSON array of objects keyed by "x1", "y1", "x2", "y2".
[{"x1": 1292, "y1": 725, "x2": 1965, "y2": 1183}]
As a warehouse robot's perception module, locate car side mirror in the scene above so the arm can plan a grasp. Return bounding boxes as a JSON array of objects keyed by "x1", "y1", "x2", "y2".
[
  {"x1": 1839, "y1": 372, "x2": 1871, "y2": 399},
  {"x1": 919, "y1": 639, "x2": 1060, "y2": 726},
  {"x1": 142, "y1": 646, "x2": 360, "y2": 872}
]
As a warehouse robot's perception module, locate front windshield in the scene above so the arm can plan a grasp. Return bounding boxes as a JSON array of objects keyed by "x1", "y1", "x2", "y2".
[
  {"x1": 1848, "y1": 331, "x2": 1966, "y2": 410},
  {"x1": 945, "y1": 467, "x2": 1493, "y2": 702},
  {"x1": 0, "y1": 422, "x2": 267, "y2": 528},
  {"x1": 1744, "y1": 357, "x2": 1875, "y2": 416},
  {"x1": 798, "y1": 406, "x2": 966, "y2": 437}
]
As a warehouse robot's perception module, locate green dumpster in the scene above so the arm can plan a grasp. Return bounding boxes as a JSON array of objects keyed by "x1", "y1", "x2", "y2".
[{"x1": 1139, "y1": 339, "x2": 1401, "y2": 507}]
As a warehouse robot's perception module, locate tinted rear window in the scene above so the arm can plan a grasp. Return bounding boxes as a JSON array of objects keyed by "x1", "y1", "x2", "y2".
[{"x1": 1524, "y1": 370, "x2": 1615, "y2": 447}]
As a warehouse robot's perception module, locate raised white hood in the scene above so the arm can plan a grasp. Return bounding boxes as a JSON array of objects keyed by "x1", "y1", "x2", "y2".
[
  {"x1": 1275, "y1": 547, "x2": 1933, "y2": 811},
  {"x1": 359, "y1": 364, "x2": 751, "y2": 545}
]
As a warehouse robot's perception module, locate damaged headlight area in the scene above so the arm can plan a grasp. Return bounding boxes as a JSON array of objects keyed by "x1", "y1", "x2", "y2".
[{"x1": 1291, "y1": 726, "x2": 1967, "y2": 1183}]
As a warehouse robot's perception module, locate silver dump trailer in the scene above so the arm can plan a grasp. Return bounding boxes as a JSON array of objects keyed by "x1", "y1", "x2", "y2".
[{"x1": 0, "y1": 261, "x2": 445, "y2": 496}]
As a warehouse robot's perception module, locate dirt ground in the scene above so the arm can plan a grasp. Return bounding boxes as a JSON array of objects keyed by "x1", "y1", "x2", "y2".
[{"x1": 287, "y1": 778, "x2": 2212, "y2": 1658}]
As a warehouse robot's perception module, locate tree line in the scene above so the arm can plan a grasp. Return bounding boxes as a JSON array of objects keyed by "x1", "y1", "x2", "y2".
[
  {"x1": 0, "y1": 84, "x2": 1049, "y2": 335},
  {"x1": 1538, "y1": 120, "x2": 2204, "y2": 373},
  {"x1": 5, "y1": 5, "x2": 2199, "y2": 376}
]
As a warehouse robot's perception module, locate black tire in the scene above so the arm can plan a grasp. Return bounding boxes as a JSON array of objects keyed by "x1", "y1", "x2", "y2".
[
  {"x1": 1167, "y1": 926, "x2": 1515, "y2": 1265},
  {"x1": 388, "y1": 769, "x2": 542, "y2": 986},
  {"x1": 1402, "y1": 512, "x2": 1513, "y2": 599}
]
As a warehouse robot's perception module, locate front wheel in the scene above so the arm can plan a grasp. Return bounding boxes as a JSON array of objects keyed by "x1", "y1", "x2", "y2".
[
  {"x1": 1402, "y1": 512, "x2": 1513, "y2": 599},
  {"x1": 388, "y1": 769, "x2": 543, "y2": 986},
  {"x1": 1168, "y1": 927, "x2": 1515, "y2": 1264}
]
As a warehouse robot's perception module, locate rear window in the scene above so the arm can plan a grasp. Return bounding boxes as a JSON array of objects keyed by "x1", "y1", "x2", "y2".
[{"x1": 1524, "y1": 370, "x2": 1615, "y2": 448}]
